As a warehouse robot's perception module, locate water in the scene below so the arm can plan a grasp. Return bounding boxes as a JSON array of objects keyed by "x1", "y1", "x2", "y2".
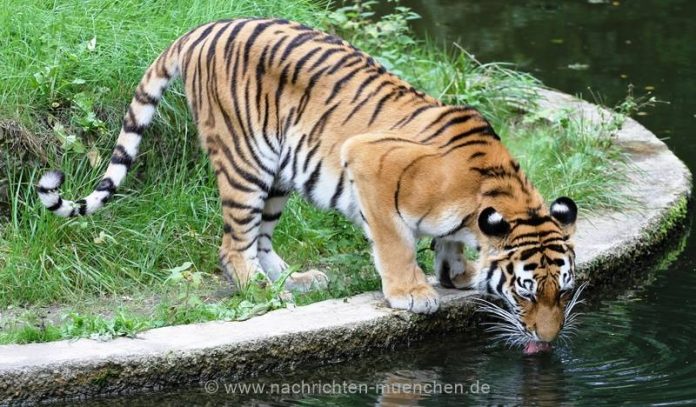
[{"x1": 87, "y1": 1, "x2": 696, "y2": 405}]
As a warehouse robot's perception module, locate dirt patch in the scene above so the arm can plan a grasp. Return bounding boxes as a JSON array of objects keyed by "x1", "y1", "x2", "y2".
[{"x1": 0, "y1": 119, "x2": 54, "y2": 217}]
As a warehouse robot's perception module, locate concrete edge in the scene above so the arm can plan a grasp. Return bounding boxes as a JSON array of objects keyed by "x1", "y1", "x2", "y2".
[{"x1": 0, "y1": 89, "x2": 691, "y2": 404}]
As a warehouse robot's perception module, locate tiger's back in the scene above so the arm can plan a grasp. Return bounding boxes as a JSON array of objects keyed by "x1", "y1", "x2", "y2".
[{"x1": 178, "y1": 18, "x2": 448, "y2": 215}]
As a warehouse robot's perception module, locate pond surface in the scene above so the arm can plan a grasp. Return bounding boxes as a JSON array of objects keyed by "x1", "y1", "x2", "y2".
[{"x1": 87, "y1": 1, "x2": 696, "y2": 405}]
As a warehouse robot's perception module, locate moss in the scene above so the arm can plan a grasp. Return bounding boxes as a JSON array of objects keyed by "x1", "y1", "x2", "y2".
[{"x1": 579, "y1": 193, "x2": 692, "y2": 295}]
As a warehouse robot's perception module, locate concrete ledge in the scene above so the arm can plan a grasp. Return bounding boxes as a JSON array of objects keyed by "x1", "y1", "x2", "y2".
[{"x1": 0, "y1": 89, "x2": 691, "y2": 404}]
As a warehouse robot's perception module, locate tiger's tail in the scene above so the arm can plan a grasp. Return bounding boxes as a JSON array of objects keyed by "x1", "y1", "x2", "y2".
[{"x1": 37, "y1": 41, "x2": 182, "y2": 217}]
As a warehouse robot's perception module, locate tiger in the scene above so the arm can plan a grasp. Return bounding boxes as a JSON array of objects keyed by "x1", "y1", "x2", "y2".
[{"x1": 36, "y1": 18, "x2": 580, "y2": 346}]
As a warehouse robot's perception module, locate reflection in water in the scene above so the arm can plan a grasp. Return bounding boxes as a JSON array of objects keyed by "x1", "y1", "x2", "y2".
[{"x1": 74, "y1": 1, "x2": 696, "y2": 406}]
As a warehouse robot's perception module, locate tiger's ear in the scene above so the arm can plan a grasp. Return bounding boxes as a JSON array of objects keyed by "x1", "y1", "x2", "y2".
[
  {"x1": 550, "y1": 197, "x2": 577, "y2": 235},
  {"x1": 478, "y1": 207, "x2": 510, "y2": 237}
]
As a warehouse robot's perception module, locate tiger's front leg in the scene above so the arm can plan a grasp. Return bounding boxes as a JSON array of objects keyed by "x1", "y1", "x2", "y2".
[
  {"x1": 342, "y1": 134, "x2": 440, "y2": 314},
  {"x1": 355, "y1": 197, "x2": 440, "y2": 313}
]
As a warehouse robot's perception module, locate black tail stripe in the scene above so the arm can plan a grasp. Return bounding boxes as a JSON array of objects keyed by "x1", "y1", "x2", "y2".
[
  {"x1": 111, "y1": 145, "x2": 133, "y2": 169},
  {"x1": 47, "y1": 198, "x2": 63, "y2": 211}
]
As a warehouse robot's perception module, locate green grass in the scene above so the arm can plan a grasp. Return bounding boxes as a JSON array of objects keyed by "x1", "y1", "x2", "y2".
[{"x1": 0, "y1": 0, "x2": 635, "y2": 343}]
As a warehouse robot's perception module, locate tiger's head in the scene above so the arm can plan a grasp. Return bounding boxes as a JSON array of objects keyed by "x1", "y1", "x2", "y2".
[{"x1": 475, "y1": 197, "x2": 582, "y2": 347}]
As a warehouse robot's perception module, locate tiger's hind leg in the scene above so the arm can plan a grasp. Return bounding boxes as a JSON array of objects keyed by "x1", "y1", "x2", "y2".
[
  {"x1": 257, "y1": 188, "x2": 328, "y2": 292},
  {"x1": 432, "y1": 239, "x2": 478, "y2": 289},
  {"x1": 207, "y1": 137, "x2": 272, "y2": 290}
]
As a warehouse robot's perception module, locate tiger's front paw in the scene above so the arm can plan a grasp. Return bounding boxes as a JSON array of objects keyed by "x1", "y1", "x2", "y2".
[
  {"x1": 448, "y1": 262, "x2": 480, "y2": 289},
  {"x1": 385, "y1": 283, "x2": 440, "y2": 314}
]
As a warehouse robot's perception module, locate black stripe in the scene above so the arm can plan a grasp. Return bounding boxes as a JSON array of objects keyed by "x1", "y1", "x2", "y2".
[
  {"x1": 134, "y1": 90, "x2": 158, "y2": 105},
  {"x1": 325, "y1": 66, "x2": 362, "y2": 104},
  {"x1": 215, "y1": 164, "x2": 256, "y2": 194},
  {"x1": 236, "y1": 235, "x2": 259, "y2": 251},
  {"x1": 441, "y1": 140, "x2": 489, "y2": 156},
  {"x1": 217, "y1": 92, "x2": 259, "y2": 172},
  {"x1": 438, "y1": 213, "x2": 473, "y2": 238},
  {"x1": 189, "y1": 23, "x2": 216, "y2": 53},
  {"x1": 76, "y1": 199, "x2": 87, "y2": 216},
  {"x1": 421, "y1": 107, "x2": 470, "y2": 132},
  {"x1": 341, "y1": 80, "x2": 392, "y2": 125},
  {"x1": 351, "y1": 73, "x2": 380, "y2": 103},
  {"x1": 221, "y1": 199, "x2": 263, "y2": 213},
  {"x1": 482, "y1": 188, "x2": 513, "y2": 198},
  {"x1": 122, "y1": 118, "x2": 146, "y2": 135},
  {"x1": 266, "y1": 34, "x2": 289, "y2": 68},
  {"x1": 255, "y1": 44, "x2": 270, "y2": 116},
  {"x1": 511, "y1": 230, "x2": 559, "y2": 243},
  {"x1": 303, "y1": 142, "x2": 321, "y2": 173},
  {"x1": 486, "y1": 261, "x2": 499, "y2": 294},
  {"x1": 495, "y1": 271, "x2": 506, "y2": 295},
  {"x1": 261, "y1": 212, "x2": 283, "y2": 222},
  {"x1": 308, "y1": 47, "x2": 342, "y2": 72},
  {"x1": 440, "y1": 125, "x2": 493, "y2": 148},
  {"x1": 241, "y1": 219, "x2": 263, "y2": 234},
  {"x1": 292, "y1": 46, "x2": 322, "y2": 84},
  {"x1": 394, "y1": 153, "x2": 439, "y2": 218},
  {"x1": 95, "y1": 178, "x2": 116, "y2": 194},
  {"x1": 278, "y1": 147, "x2": 293, "y2": 174},
  {"x1": 216, "y1": 137, "x2": 269, "y2": 192},
  {"x1": 368, "y1": 90, "x2": 396, "y2": 125},
  {"x1": 319, "y1": 35, "x2": 344, "y2": 46},
  {"x1": 308, "y1": 104, "x2": 338, "y2": 141},
  {"x1": 291, "y1": 134, "x2": 307, "y2": 181},
  {"x1": 47, "y1": 197, "x2": 63, "y2": 211},
  {"x1": 326, "y1": 52, "x2": 361, "y2": 75},
  {"x1": 512, "y1": 215, "x2": 555, "y2": 228},
  {"x1": 329, "y1": 170, "x2": 345, "y2": 208},
  {"x1": 519, "y1": 247, "x2": 541, "y2": 261},
  {"x1": 207, "y1": 20, "x2": 232, "y2": 66},
  {"x1": 274, "y1": 63, "x2": 290, "y2": 137},
  {"x1": 421, "y1": 114, "x2": 476, "y2": 143},
  {"x1": 545, "y1": 244, "x2": 566, "y2": 254},
  {"x1": 542, "y1": 237, "x2": 566, "y2": 245},
  {"x1": 391, "y1": 105, "x2": 438, "y2": 130},
  {"x1": 294, "y1": 65, "x2": 331, "y2": 124},
  {"x1": 231, "y1": 213, "x2": 257, "y2": 225},
  {"x1": 243, "y1": 21, "x2": 273, "y2": 72},
  {"x1": 279, "y1": 31, "x2": 321, "y2": 63},
  {"x1": 471, "y1": 166, "x2": 513, "y2": 178},
  {"x1": 303, "y1": 161, "x2": 322, "y2": 199},
  {"x1": 111, "y1": 145, "x2": 133, "y2": 170},
  {"x1": 223, "y1": 20, "x2": 253, "y2": 69}
]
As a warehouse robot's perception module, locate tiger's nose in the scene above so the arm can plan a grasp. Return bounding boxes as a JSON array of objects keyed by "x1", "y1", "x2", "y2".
[
  {"x1": 535, "y1": 323, "x2": 560, "y2": 342},
  {"x1": 536, "y1": 329, "x2": 558, "y2": 342}
]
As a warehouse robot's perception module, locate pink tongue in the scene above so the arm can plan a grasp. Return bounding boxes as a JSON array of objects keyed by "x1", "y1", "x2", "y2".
[{"x1": 523, "y1": 341, "x2": 552, "y2": 355}]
